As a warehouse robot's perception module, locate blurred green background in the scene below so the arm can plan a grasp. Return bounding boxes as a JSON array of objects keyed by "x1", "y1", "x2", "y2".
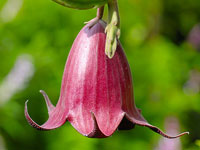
[{"x1": 0, "y1": 0, "x2": 200, "y2": 149}]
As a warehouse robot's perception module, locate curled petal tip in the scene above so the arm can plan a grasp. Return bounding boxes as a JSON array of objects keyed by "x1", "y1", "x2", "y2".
[
  {"x1": 150, "y1": 126, "x2": 189, "y2": 139},
  {"x1": 39, "y1": 90, "x2": 55, "y2": 112},
  {"x1": 25, "y1": 97, "x2": 67, "y2": 131},
  {"x1": 25, "y1": 100, "x2": 29, "y2": 105},
  {"x1": 183, "y1": 131, "x2": 190, "y2": 135},
  {"x1": 39, "y1": 90, "x2": 47, "y2": 96},
  {"x1": 25, "y1": 100, "x2": 46, "y2": 130},
  {"x1": 127, "y1": 115, "x2": 189, "y2": 139}
]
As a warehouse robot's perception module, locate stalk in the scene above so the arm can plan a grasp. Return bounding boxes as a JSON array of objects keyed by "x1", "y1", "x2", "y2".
[{"x1": 85, "y1": 6, "x2": 105, "y2": 28}]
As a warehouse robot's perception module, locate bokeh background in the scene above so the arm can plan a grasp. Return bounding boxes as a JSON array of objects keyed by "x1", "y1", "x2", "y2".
[{"x1": 0, "y1": 0, "x2": 200, "y2": 149}]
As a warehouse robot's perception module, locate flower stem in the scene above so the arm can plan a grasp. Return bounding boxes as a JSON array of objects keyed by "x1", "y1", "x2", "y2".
[
  {"x1": 97, "y1": 6, "x2": 104, "y2": 20},
  {"x1": 105, "y1": 0, "x2": 120, "y2": 58},
  {"x1": 85, "y1": 6, "x2": 104, "y2": 28}
]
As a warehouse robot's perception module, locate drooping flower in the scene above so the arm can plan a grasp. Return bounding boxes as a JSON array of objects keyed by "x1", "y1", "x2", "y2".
[{"x1": 25, "y1": 20, "x2": 188, "y2": 138}]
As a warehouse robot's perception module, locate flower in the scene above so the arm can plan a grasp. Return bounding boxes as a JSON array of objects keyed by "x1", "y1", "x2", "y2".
[{"x1": 25, "y1": 20, "x2": 188, "y2": 138}]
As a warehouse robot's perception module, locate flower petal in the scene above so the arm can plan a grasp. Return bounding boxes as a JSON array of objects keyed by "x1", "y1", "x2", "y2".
[
  {"x1": 93, "y1": 47, "x2": 126, "y2": 136},
  {"x1": 87, "y1": 113, "x2": 108, "y2": 138},
  {"x1": 114, "y1": 43, "x2": 189, "y2": 139},
  {"x1": 39, "y1": 90, "x2": 54, "y2": 113},
  {"x1": 24, "y1": 91, "x2": 67, "y2": 130},
  {"x1": 126, "y1": 113, "x2": 189, "y2": 139}
]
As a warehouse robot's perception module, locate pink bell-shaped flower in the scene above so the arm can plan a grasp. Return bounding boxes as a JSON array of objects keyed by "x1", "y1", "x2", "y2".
[{"x1": 25, "y1": 20, "x2": 188, "y2": 138}]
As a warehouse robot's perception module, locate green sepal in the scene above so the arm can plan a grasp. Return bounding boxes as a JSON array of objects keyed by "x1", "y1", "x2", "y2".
[
  {"x1": 105, "y1": 24, "x2": 120, "y2": 58},
  {"x1": 105, "y1": 0, "x2": 120, "y2": 58}
]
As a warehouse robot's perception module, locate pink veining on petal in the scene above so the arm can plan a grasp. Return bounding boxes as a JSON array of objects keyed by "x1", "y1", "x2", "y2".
[
  {"x1": 60, "y1": 21, "x2": 125, "y2": 136},
  {"x1": 25, "y1": 20, "x2": 189, "y2": 138}
]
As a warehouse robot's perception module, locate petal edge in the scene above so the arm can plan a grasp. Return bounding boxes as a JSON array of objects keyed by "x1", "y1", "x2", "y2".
[
  {"x1": 126, "y1": 114, "x2": 189, "y2": 139},
  {"x1": 24, "y1": 91, "x2": 68, "y2": 130}
]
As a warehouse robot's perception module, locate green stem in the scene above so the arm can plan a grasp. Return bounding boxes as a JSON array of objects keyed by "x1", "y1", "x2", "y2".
[{"x1": 105, "y1": 0, "x2": 120, "y2": 58}]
